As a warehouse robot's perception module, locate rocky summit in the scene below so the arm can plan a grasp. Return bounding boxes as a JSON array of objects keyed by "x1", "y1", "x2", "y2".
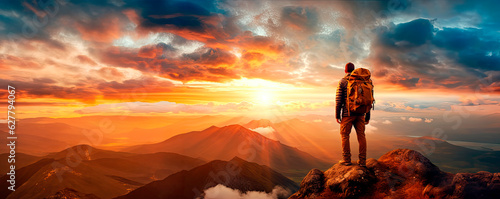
[{"x1": 289, "y1": 149, "x2": 500, "y2": 199}]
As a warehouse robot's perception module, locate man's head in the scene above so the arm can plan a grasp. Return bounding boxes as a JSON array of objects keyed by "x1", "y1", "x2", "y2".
[{"x1": 345, "y1": 62, "x2": 355, "y2": 73}]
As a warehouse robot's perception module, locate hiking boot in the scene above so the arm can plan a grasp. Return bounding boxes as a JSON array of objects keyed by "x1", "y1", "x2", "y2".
[
  {"x1": 357, "y1": 160, "x2": 366, "y2": 167},
  {"x1": 339, "y1": 160, "x2": 352, "y2": 166}
]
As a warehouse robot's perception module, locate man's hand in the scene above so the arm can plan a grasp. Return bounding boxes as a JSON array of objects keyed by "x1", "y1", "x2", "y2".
[
  {"x1": 365, "y1": 120, "x2": 369, "y2": 125},
  {"x1": 336, "y1": 118, "x2": 341, "y2": 124}
]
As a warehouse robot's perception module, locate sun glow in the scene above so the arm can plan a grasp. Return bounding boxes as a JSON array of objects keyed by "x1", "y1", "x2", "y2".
[{"x1": 255, "y1": 90, "x2": 275, "y2": 105}]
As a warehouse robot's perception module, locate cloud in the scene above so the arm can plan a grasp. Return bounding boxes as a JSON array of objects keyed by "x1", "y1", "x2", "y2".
[
  {"x1": 365, "y1": 123, "x2": 378, "y2": 134},
  {"x1": 408, "y1": 117, "x2": 433, "y2": 123},
  {"x1": 377, "y1": 101, "x2": 415, "y2": 112},
  {"x1": 382, "y1": 120, "x2": 392, "y2": 124},
  {"x1": 96, "y1": 45, "x2": 240, "y2": 83},
  {"x1": 97, "y1": 76, "x2": 174, "y2": 92},
  {"x1": 249, "y1": 126, "x2": 276, "y2": 140},
  {"x1": 459, "y1": 96, "x2": 499, "y2": 106},
  {"x1": 368, "y1": 17, "x2": 500, "y2": 92},
  {"x1": 201, "y1": 184, "x2": 290, "y2": 199},
  {"x1": 1, "y1": 0, "x2": 500, "y2": 111},
  {"x1": 408, "y1": 117, "x2": 423, "y2": 122},
  {"x1": 0, "y1": 78, "x2": 100, "y2": 103}
]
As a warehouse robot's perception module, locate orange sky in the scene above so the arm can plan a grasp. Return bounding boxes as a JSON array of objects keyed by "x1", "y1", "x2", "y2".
[{"x1": 0, "y1": 0, "x2": 499, "y2": 120}]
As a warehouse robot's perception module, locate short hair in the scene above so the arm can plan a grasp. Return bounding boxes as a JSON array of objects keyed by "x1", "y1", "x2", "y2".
[{"x1": 345, "y1": 62, "x2": 355, "y2": 73}]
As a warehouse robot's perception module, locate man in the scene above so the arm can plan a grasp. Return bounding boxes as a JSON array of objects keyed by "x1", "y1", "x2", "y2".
[{"x1": 335, "y1": 62, "x2": 370, "y2": 166}]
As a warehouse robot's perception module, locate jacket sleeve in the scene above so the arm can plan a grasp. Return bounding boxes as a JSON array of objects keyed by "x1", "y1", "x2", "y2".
[{"x1": 335, "y1": 78, "x2": 347, "y2": 119}]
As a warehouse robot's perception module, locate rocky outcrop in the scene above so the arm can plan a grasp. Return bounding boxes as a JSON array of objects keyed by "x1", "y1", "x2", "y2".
[{"x1": 289, "y1": 149, "x2": 500, "y2": 199}]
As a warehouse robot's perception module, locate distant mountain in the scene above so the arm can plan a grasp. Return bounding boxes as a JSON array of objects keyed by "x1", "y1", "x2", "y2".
[
  {"x1": 243, "y1": 118, "x2": 407, "y2": 161},
  {"x1": 0, "y1": 158, "x2": 54, "y2": 199},
  {"x1": 2, "y1": 145, "x2": 205, "y2": 198},
  {"x1": 0, "y1": 152, "x2": 40, "y2": 174},
  {"x1": 290, "y1": 149, "x2": 500, "y2": 199},
  {"x1": 126, "y1": 125, "x2": 330, "y2": 177},
  {"x1": 0, "y1": 130, "x2": 69, "y2": 155},
  {"x1": 243, "y1": 118, "x2": 356, "y2": 161},
  {"x1": 244, "y1": 119, "x2": 274, "y2": 129},
  {"x1": 115, "y1": 157, "x2": 299, "y2": 199},
  {"x1": 400, "y1": 136, "x2": 500, "y2": 173},
  {"x1": 109, "y1": 115, "x2": 254, "y2": 145},
  {"x1": 45, "y1": 188, "x2": 100, "y2": 199},
  {"x1": 45, "y1": 144, "x2": 135, "y2": 161}
]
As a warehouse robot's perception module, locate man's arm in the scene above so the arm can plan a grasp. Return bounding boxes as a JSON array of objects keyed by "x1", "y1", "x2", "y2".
[
  {"x1": 336, "y1": 78, "x2": 346, "y2": 123},
  {"x1": 365, "y1": 111, "x2": 371, "y2": 124}
]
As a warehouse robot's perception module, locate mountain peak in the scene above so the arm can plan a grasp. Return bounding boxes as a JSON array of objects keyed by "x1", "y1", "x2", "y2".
[
  {"x1": 415, "y1": 136, "x2": 447, "y2": 143},
  {"x1": 221, "y1": 124, "x2": 247, "y2": 130},
  {"x1": 290, "y1": 149, "x2": 500, "y2": 199},
  {"x1": 229, "y1": 156, "x2": 247, "y2": 163},
  {"x1": 244, "y1": 119, "x2": 274, "y2": 128},
  {"x1": 218, "y1": 124, "x2": 256, "y2": 135}
]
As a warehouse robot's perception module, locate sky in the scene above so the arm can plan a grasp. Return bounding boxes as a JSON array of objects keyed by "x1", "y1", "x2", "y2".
[{"x1": 0, "y1": 0, "x2": 499, "y2": 119}]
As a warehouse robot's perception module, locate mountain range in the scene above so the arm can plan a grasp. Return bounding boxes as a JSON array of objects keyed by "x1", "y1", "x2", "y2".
[
  {"x1": 116, "y1": 157, "x2": 299, "y2": 199},
  {"x1": 126, "y1": 124, "x2": 331, "y2": 181},
  {"x1": 1, "y1": 145, "x2": 205, "y2": 199}
]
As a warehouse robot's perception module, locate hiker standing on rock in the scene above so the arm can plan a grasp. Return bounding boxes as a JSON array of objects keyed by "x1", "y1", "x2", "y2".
[{"x1": 335, "y1": 62, "x2": 374, "y2": 167}]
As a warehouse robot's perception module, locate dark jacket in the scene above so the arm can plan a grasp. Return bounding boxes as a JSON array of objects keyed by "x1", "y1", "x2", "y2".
[{"x1": 335, "y1": 74, "x2": 371, "y2": 121}]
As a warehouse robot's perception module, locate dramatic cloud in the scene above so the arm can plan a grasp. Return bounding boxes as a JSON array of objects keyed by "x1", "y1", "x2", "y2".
[
  {"x1": 1, "y1": 0, "x2": 499, "y2": 117},
  {"x1": 201, "y1": 184, "x2": 290, "y2": 199}
]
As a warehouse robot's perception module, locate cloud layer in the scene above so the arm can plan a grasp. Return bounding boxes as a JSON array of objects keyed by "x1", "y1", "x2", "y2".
[{"x1": 201, "y1": 184, "x2": 290, "y2": 199}]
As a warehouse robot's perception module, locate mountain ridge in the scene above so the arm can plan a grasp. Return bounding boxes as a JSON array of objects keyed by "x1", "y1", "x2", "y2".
[
  {"x1": 125, "y1": 124, "x2": 331, "y2": 174},
  {"x1": 115, "y1": 156, "x2": 299, "y2": 199}
]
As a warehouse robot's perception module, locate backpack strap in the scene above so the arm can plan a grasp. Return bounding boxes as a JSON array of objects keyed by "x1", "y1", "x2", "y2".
[{"x1": 346, "y1": 75, "x2": 351, "y2": 117}]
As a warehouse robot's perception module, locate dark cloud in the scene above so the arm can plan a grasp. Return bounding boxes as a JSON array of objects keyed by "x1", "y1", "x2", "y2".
[
  {"x1": 1, "y1": 0, "x2": 499, "y2": 94},
  {"x1": 75, "y1": 55, "x2": 97, "y2": 66},
  {"x1": 390, "y1": 18, "x2": 434, "y2": 47},
  {"x1": 369, "y1": 17, "x2": 500, "y2": 91},
  {"x1": 32, "y1": 77, "x2": 57, "y2": 84},
  {"x1": 280, "y1": 6, "x2": 319, "y2": 33},
  {"x1": 0, "y1": 78, "x2": 99, "y2": 103},
  {"x1": 97, "y1": 76, "x2": 174, "y2": 92},
  {"x1": 95, "y1": 45, "x2": 239, "y2": 82},
  {"x1": 183, "y1": 48, "x2": 236, "y2": 66}
]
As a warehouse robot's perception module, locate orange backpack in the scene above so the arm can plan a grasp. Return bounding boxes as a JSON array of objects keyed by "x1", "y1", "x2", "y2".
[{"x1": 346, "y1": 68, "x2": 375, "y2": 115}]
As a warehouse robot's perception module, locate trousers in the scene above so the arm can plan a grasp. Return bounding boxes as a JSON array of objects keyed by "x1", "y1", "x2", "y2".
[{"x1": 340, "y1": 115, "x2": 367, "y2": 162}]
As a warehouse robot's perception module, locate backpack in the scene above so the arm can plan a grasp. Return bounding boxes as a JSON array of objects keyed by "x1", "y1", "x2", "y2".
[{"x1": 346, "y1": 68, "x2": 375, "y2": 115}]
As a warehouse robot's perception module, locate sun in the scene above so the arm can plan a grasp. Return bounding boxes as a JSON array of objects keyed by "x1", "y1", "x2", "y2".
[{"x1": 255, "y1": 90, "x2": 274, "y2": 105}]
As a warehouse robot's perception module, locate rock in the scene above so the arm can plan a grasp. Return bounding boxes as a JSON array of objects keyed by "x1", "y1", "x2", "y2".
[
  {"x1": 324, "y1": 163, "x2": 376, "y2": 198},
  {"x1": 289, "y1": 149, "x2": 500, "y2": 199},
  {"x1": 295, "y1": 169, "x2": 325, "y2": 197}
]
